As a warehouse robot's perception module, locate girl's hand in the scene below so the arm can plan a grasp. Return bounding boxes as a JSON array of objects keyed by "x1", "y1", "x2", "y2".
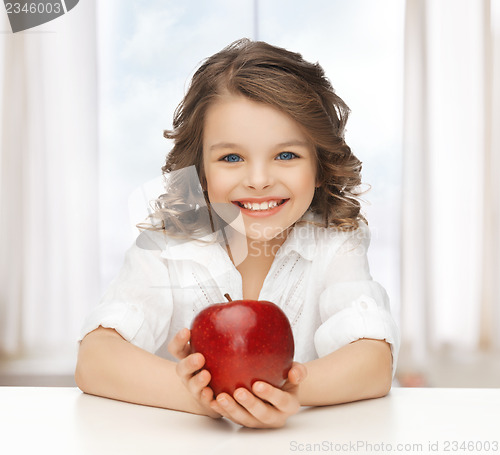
[
  {"x1": 209, "y1": 362, "x2": 307, "y2": 428},
  {"x1": 167, "y1": 328, "x2": 221, "y2": 419}
]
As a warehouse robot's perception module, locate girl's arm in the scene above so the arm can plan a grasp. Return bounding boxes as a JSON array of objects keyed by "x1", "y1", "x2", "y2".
[
  {"x1": 74, "y1": 326, "x2": 220, "y2": 418},
  {"x1": 298, "y1": 338, "x2": 393, "y2": 406}
]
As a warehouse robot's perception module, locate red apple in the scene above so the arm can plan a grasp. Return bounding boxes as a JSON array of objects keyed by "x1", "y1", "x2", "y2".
[{"x1": 190, "y1": 295, "x2": 294, "y2": 396}]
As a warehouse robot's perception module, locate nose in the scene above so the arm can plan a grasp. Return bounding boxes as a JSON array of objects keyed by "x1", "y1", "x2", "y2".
[{"x1": 244, "y1": 161, "x2": 275, "y2": 190}]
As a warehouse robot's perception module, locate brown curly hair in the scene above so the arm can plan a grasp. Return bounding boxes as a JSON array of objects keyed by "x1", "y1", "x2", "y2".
[{"x1": 148, "y1": 38, "x2": 366, "y2": 237}]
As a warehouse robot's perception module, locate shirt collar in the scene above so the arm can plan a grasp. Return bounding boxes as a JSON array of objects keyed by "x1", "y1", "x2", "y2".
[
  {"x1": 157, "y1": 211, "x2": 321, "y2": 266},
  {"x1": 277, "y1": 216, "x2": 318, "y2": 262},
  {"x1": 159, "y1": 231, "x2": 229, "y2": 268}
]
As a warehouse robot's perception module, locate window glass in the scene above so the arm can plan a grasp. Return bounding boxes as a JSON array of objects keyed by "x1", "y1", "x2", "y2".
[{"x1": 97, "y1": 0, "x2": 404, "y2": 319}]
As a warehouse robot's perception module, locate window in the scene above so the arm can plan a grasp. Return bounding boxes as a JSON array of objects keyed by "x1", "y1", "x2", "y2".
[{"x1": 97, "y1": 1, "x2": 404, "y2": 322}]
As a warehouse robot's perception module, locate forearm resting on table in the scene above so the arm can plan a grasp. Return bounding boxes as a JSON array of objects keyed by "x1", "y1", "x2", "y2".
[
  {"x1": 75, "y1": 327, "x2": 204, "y2": 415},
  {"x1": 297, "y1": 339, "x2": 393, "y2": 406}
]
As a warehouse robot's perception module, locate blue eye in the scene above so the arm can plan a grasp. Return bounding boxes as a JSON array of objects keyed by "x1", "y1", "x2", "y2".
[
  {"x1": 222, "y1": 154, "x2": 243, "y2": 162},
  {"x1": 276, "y1": 151, "x2": 297, "y2": 160}
]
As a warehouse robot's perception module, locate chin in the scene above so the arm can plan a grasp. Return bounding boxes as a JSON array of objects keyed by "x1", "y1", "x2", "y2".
[{"x1": 245, "y1": 223, "x2": 290, "y2": 243}]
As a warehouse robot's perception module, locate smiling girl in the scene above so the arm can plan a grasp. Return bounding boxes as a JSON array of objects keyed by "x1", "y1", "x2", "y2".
[
  {"x1": 75, "y1": 39, "x2": 400, "y2": 429},
  {"x1": 203, "y1": 95, "x2": 318, "y2": 301}
]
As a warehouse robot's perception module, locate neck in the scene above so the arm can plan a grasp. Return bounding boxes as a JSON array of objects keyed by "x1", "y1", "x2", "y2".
[{"x1": 221, "y1": 225, "x2": 292, "y2": 267}]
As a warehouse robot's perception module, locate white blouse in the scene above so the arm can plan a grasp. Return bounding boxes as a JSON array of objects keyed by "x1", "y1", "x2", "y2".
[{"x1": 79, "y1": 216, "x2": 400, "y2": 377}]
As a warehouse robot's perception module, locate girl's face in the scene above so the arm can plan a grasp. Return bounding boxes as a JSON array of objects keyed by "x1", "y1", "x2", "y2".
[{"x1": 202, "y1": 94, "x2": 317, "y2": 243}]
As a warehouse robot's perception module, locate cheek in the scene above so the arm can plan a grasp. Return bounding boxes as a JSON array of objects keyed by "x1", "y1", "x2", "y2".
[
  {"x1": 296, "y1": 169, "x2": 317, "y2": 208},
  {"x1": 205, "y1": 169, "x2": 231, "y2": 202},
  {"x1": 294, "y1": 167, "x2": 317, "y2": 193}
]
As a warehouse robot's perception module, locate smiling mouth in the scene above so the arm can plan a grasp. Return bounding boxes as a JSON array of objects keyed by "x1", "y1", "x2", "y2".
[{"x1": 233, "y1": 199, "x2": 288, "y2": 211}]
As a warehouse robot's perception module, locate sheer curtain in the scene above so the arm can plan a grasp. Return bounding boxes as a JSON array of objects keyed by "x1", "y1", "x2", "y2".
[
  {"x1": 0, "y1": 2, "x2": 100, "y2": 364},
  {"x1": 401, "y1": 0, "x2": 500, "y2": 375}
]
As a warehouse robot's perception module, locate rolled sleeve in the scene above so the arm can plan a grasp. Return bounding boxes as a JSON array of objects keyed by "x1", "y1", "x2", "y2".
[
  {"x1": 313, "y1": 224, "x2": 400, "y2": 377},
  {"x1": 78, "y1": 235, "x2": 174, "y2": 355},
  {"x1": 314, "y1": 284, "x2": 400, "y2": 377},
  {"x1": 79, "y1": 301, "x2": 146, "y2": 347}
]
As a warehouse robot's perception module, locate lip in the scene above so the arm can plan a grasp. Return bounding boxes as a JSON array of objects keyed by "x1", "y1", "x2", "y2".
[
  {"x1": 231, "y1": 198, "x2": 290, "y2": 218},
  {"x1": 232, "y1": 197, "x2": 288, "y2": 204}
]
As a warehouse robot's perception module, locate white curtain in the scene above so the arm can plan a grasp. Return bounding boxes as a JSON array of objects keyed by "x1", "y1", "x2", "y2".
[
  {"x1": 0, "y1": 1, "x2": 100, "y2": 359},
  {"x1": 401, "y1": 0, "x2": 500, "y2": 372}
]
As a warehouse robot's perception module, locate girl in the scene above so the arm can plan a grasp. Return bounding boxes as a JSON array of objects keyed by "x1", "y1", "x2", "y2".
[{"x1": 75, "y1": 39, "x2": 400, "y2": 429}]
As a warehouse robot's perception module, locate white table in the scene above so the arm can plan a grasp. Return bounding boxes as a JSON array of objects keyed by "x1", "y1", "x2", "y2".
[{"x1": 1, "y1": 387, "x2": 499, "y2": 455}]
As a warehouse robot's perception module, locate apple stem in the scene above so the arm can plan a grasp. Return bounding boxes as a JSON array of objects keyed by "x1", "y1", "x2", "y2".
[{"x1": 224, "y1": 293, "x2": 232, "y2": 302}]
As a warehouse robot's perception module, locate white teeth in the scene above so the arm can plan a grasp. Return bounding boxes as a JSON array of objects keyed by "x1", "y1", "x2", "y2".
[{"x1": 241, "y1": 200, "x2": 283, "y2": 211}]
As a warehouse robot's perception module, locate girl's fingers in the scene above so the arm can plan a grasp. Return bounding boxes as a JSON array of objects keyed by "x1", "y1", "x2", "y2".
[
  {"x1": 189, "y1": 368, "x2": 210, "y2": 393},
  {"x1": 200, "y1": 386, "x2": 214, "y2": 404},
  {"x1": 176, "y1": 353, "x2": 205, "y2": 379},
  {"x1": 167, "y1": 328, "x2": 191, "y2": 359},
  {"x1": 169, "y1": 333, "x2": 220, "y2": 418},
  {"x1": 185, "y1": 367, "x2": 217, "y2": 401},
  {"x1": 288, "y1": 362, "x2": 307, "y2": 385},
  {"x1": 210, "y1": 399, "x2": 230, "y2": 420},
  {"x1": 214, "y1": 393, "x2": 260, "y2": 428},
  {"x1": 233, "y1": 387, "x2": 281, "y2": 427},
  {"x1": 200, "y1": 387, "x2": 222, "y2": 419},
  {"x1": 251, "y1": 382, "x2": 299, "y2": 416},
  {"x1": 212, "y1": 386, "x2": 300, "y2": 428}
]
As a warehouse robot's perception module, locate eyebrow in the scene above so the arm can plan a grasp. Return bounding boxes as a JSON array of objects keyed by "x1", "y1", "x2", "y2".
[
  {"x1": 209, "y1": 140, "x2": 310, "y2": 152},
  {"x1": 209, "y1": 142, "x2": 239, "y2": 152}
]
